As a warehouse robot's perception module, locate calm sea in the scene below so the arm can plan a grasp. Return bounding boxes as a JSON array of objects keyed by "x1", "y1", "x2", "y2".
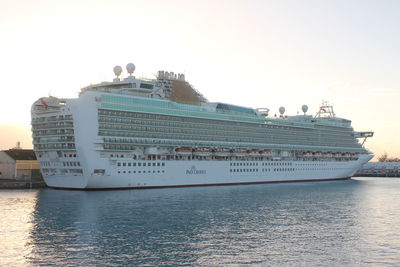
[{"x1": 1, "y1": 177, "x2": 399, "y2": 266}]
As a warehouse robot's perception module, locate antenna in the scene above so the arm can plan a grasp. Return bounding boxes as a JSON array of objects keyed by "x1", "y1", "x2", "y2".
[{"x1": 315, "y1": 101, "x2": 335, "y2": 118}]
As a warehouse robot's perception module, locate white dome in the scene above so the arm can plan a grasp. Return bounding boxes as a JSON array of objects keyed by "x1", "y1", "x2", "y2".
[
  {"x1": 126, "y1": 63, "x2": 135, "y2": 75},
  {"x1": 113, "y1": 65, "x2": 122, "y2": 77},
  {"x1": 302, "y1": 105, "x2": 308, "y2": 114}
]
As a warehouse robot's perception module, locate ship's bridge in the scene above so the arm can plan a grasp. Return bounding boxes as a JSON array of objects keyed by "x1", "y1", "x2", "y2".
[
  {"x1": 80, "y1": 63, "x2": 164, "y2": 97},
  {"x1": 80, "y1": 76, "x2": 162, "y2": 95}
]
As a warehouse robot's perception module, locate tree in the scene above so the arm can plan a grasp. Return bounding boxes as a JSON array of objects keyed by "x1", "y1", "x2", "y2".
[
  {"x1": 378, "y1": 152, "x2": 388, "y2": 162},
  {"x1": 378, "y1": 152, "x2": 400, "y2": 162}
]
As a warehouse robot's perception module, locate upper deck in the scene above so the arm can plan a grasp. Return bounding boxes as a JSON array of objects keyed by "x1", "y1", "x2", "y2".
[{"x1": 76, "y1": 63, "x2": 354, "y2": 130}]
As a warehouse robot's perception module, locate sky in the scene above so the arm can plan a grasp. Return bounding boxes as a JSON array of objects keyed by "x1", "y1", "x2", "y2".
[{"x1": 0, "y1": 0, "x2": 399, "y2": 160}]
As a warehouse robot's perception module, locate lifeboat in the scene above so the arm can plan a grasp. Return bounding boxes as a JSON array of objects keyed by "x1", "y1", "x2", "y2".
[
  {"x1": 193, "y1": 147, "x2": 212, "y2": 156},
  {"x1": 214, "y1": 148, "x2": 231, "y2": 156},
  {"x1": 232, "y1": 149, "x2": 247, "y2": 157},
  {"x1": 247, "y1": 150, "x2": 260, "y2": 157},
  {"x1": 303, "y1": 152, "x2": 312, "y2": 157},
  {"x1": 259, "y1": 150, "x2": 272, "y2": 156},
  {"x1": 175, "y1": 147, "x2": 193, "y2": 155}
]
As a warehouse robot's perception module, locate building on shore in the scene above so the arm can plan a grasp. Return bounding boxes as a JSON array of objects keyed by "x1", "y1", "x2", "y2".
[
  {"x1": 355, "y1": 162, "x2": 400, "y2": 177},
  {"x1": 0, "y1": 149, "x2": 42, "y2": 180}
]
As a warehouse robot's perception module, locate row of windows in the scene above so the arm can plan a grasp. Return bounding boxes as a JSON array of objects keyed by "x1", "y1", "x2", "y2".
[
  {"x1": 117, "y1": 162, "x2": 165, "y2": 167},
  {"x1": 34, "y1": 136, "x2": 74, "y2": 143},
  {"x1": 117, "y1": 170, "x2": 165, "y2": 174},
  {"x1": 101, "y1": 100, "x2": 265, "y2": 124},
  {"x1": 105, "y1": 149, "x2": 357, "y2": 164},
  {"x1": 100, "y1": 131, "x2": 325, "y2": 147},
  {"x1": 230, "y1": 168, "x2": 296, "y2": 173},
  {"x1": 100, "y1": 115, "x2": 269, "y2": 135},
  {"x1": 62, "y1": 153, "x2": 77, "y2": 158},
  {"x1": 99, "y1": 127, "x2": 271, "y2": 144},
  {"x1": 34, "y1": 143, "x2": 76, "y2": 150},
  {"x1": 63, "y1": 161, "x2": 80, "y2": 167},
  {"x1": 98, "y1": 103, "x2": 358, "y2": 147},
  {"x1": 42, "y1": 168, "x2": 83, "y2": 174},
  {"x1": 231, "y1": 168, "x2": 259, "y2": 173},
  {"x1": 32, "y1": 115, "x2": 73, "y2": 123},
  {"x1": 99, "y1": 109, "x2": 308, "y2": 134},
  {"x1": 40, "y1": 159, "x2": 80, "y2": 167},
  {"x1": 98, "y1": 109, "x2": 360, "y2": 148},
  {"x1": 32, "y1": 121, "x2": 73, "y2": 130},
  {"x1": 99, "y1": 123, "x2": 270, "y2": 140},
  {"x1": 33, "y1": 129, "x2": 74, "y2": 137},
  {"x1": 229, "y1": 162, "x2": 294, "y2": 167},
  {"x1": 231, "y1": 162, "x2": 259, "y2": 166},
  {"x1": 263, "y1": 162, "x2": 293, "y2": 166},
  {"x1": 100, "y1": 124, "x2": 356, "y2": 148}
]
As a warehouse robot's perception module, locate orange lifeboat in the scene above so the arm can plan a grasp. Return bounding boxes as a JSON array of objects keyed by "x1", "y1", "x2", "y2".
[
  {"x1": 175, "y1": 147, "x2": 193, "y2": 155},
  {"x1": 193, "y1": 147, "x2": 212, "y2": 156}
]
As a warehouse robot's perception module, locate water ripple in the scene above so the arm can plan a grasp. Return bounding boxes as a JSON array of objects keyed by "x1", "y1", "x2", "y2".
[{"x1": 0, "y1": 178, "x2": 400, "y2": 266}]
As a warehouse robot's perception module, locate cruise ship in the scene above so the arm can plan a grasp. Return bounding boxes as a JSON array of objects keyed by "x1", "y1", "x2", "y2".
[{"x1": 31, "y1": 63, "x2": 374, "y2": 189}]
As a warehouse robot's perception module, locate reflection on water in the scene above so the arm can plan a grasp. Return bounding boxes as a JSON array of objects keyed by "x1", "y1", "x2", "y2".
[
  {"x1": 1, "y1": 178, "x2": 400, "y2": 266},
  {"x1": 0, "y1": 190, "x2": 38, "y2": 266}
]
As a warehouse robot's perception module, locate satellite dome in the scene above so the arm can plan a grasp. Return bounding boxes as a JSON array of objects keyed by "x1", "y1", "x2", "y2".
[
  {"x1": 126, "y1": 63, "x2": 135, "y2": 75},
  {"x1": 302, "y1": 105, "x2": 308, "y2": 114},
  {"x1": 113, "y1": 65, "x2": 122, "y2": 77},
  {"x1": 279, "y1": 106, "x2": 285, "y2": 115}
]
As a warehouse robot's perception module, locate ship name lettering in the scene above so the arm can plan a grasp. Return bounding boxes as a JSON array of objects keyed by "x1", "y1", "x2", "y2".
[{"x1": 186, "y1": 166, "x2": 206, "y2": 175}]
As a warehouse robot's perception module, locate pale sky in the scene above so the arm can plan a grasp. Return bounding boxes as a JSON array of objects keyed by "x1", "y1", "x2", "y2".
[{"x1": 0, "y1": 0, "x2": 399, "y2": 160}]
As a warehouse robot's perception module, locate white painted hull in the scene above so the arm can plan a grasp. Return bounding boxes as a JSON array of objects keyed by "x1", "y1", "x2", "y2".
[{"x1": 43, "y1": 154, "x2": 372, "y2": 189}]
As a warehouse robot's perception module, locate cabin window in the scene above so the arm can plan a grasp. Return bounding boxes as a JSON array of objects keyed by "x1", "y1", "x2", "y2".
[{"x1": 140, "y1": 83, "x2": 154, "y2": 90}]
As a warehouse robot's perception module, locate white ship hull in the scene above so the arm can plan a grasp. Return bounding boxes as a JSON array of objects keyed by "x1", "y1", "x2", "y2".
[
  {"x1": 31, "y1": 65, "x2": 374, "y2": 190},
  {"x1": 42, "y1": 154, "x2": 372, "y2": 189}
]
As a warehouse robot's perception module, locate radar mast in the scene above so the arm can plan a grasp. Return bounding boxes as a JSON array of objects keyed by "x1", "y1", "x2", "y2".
[{"x1": 315, "y1": 101, "x2": 335, "y2": 118}]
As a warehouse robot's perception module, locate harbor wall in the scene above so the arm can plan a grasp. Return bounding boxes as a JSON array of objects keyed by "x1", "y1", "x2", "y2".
[{"x1": 0, "y1": 169, "x2": 46, "y2": 189}]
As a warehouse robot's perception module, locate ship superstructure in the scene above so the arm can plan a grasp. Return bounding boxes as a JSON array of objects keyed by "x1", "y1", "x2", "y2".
[{"x1": 31, "y1": 63, "x2": 374, "y2": 189}]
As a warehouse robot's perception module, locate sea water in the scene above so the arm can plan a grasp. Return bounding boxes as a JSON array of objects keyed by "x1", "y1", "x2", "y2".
[{"x1": 1, "y1": 177, "x2": 399, "y2": 266}]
